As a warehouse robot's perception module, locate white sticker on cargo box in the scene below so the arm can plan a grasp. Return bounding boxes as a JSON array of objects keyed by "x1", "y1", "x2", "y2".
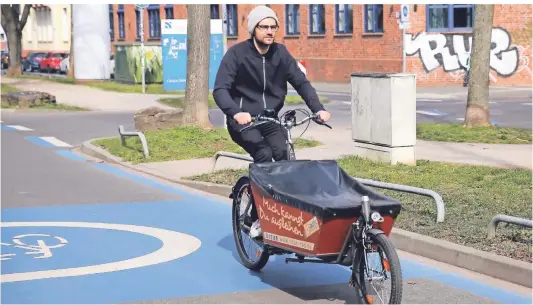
[
  {"x1": 263, "y1": 232, "x2": 315, "y2": 251},
  {"x1": 304, "y1": 216, "x2": 320, "y2": 238}
]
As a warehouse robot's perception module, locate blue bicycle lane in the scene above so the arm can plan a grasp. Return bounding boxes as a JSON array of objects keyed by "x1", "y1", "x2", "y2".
[{"x1": 1, "y1": 154, "x2": 532, "y2": 304}]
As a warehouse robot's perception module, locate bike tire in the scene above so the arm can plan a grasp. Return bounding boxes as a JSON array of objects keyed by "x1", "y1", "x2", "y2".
[
  {"x1": 355, "y1": 231, "x2": 403, "y2": 304},
  {"x1": 232, "y1": 180, "x2": 270, "y2": 271}
]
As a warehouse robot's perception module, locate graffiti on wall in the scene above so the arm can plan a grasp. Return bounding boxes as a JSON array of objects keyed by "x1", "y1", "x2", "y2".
[{"x1": 405, "y1": 27, "x2": 530, "y2": 78}]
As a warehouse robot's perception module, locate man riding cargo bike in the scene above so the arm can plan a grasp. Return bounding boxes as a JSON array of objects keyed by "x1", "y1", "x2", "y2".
[
  {"x1": 213, "y1": 6, "x2": 403, "y2": 304},
  {"x1": 213, "y1": 5, "x2": 331, "y2": 237}
]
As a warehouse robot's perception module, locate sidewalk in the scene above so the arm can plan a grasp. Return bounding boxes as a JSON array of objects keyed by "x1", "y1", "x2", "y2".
[
  {"x1": 3, "y1": 76, "x2": 530, "y2": 113},
  {"x1": 1, "y1": 77, "x2": 179, "y2": 112},
  {"x1": 85, "y1": 125, "x2": 532, "y2": 182},
  {"x1": 4, "y1": 75, "x2": 531, "y2": 174}
]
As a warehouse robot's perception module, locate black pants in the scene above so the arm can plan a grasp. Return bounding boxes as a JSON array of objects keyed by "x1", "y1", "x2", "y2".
[
  {"x1": 227, "y1": 119, "x2": 289, "y2": 222},
  {"x1": 227, "y1": 119, "x2": 289, "y2": 163}
]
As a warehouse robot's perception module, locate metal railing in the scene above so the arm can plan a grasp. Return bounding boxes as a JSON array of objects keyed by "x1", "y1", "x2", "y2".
[
  {"x1": 211, "y1": 151, "x2": 446, "y2": 222},
  {"x1": 118, "y1": 125, "x2": 149, "y2": 158},
  {"x1": 487, "y1": 214, "x2": 533, "y2": 238}
]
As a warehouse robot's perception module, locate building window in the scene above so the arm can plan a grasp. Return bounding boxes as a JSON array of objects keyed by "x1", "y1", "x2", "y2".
[
  {"x1": 226, "y1": 4, "x2": 237, "y2": 36},
  {"x1": 427, "y1": 4, "x2": 474, "y2": 32},
  {"x1": 335, "y1": 4, "x2": 352, "y2": 34},
  {"x1": 35, "y1": 7, "x2": 52, "y2": 42},
  {"x1": 135, "y1": 8, "x2": 140, "y2": 39},
  {"x1": 164, "y1": 4, "x2": 173, "y2": 19},
  {"x1": 210, "y1": 4, "x2": 219, "y2": 19},
  {"x1": 309, "y1": 4, "x2": 325, "y2": 35},
  {"x1": 285, "y1": 4, "x2": 300, "y2": 35},
  {"x1": 109, "y1": 4, "x2": 114, "y2": 41},
  {"x1": 364, "y1": 4, "x2": 383, "y2": 33},
  {"x1": 117, "y1": 5, "x2": 125, "y2": 39},
  {"x1": 27, "y1": 12, "x2": 33, "y2": 42},
  {"x1": 148, "y1": 4, "x2": 161, "y2": 38},
  {"x1": 62, "y1": 7, "x2": 69, "y2": 41}
]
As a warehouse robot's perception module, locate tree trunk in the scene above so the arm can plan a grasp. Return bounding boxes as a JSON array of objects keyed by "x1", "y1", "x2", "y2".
[
  {"x1": 464, "y1": 4, "x2": 494, "y2": 127},
  {"x1": 182, "y1": 4, "x2": 213, "y2": 129},
  {"x1": 0, "y1": 4, "x2": 31, "y2": 77},
  {"x1": 6, "y1": 28, "x2": 22, "y2": 77}
]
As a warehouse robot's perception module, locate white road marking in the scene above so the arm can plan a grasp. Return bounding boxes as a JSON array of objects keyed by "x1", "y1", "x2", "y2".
[
  {"x1": 418, "y1": 99, "x2": 443, "y2": 102},
  {"x1": 6, "y1": 125, "x2": 33, "y2": 131},
  {"x1": 39, "y1": 136, "x2": 72, "y2": 147},
  {"x1": 522, "y1": 103, "x2": 532, "y2": 106},
  {"x1": 416, "y1": 110, "x2": 446, "y2": 116},
  {"x1": 1, "y1": 221, "x2": 202, "y2": 283},
  {"x1": 343, "y1": 101, "x2": 351, "y2": 105}
]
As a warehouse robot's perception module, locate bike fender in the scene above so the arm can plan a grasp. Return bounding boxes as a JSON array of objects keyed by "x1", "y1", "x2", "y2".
[
  {"x1": 366, "y1": 228, "x2": 385, "y2": 236},
  {"x1": 229, "y1": 175, "x2": 250, "y2": 199}
]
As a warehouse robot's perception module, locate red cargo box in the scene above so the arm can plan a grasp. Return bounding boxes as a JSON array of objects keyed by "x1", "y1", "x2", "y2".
[{"x1": 248, "y1": 160, "x2": 402, "y2": 257}]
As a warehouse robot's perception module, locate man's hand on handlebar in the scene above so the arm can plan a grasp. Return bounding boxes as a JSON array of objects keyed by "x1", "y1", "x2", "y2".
[
  {"x1": 316, "y1": 110, "x2": 331, "y2": 123},
  {"x1": 233, "y1": 112, "x2": 252, "y2": 125}
]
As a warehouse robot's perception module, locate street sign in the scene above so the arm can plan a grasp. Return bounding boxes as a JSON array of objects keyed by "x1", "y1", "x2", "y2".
[
  {"x1": 400, "y1": 4, "x2": 409, "y2": 23},
  {"x1": 399, "y1": 4, "x2": 411, "y2": 29}
]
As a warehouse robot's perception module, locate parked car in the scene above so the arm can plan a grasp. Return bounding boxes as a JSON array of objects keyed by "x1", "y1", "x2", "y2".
[
  {"x1": 1, "y1": 51, "x2": 8, "y2": 69},
  {"x1": 60, "y1": 55, "x2": 69, "y2": 74},
  {"x1": 39, "y1": 52, "x2": 68, "y2": 73},
  {"x1": 22, "y1": 52, "x2": 47, "y2": 72}
]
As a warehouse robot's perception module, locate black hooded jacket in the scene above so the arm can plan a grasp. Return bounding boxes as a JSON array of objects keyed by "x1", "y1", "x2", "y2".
[{"x1": 213, "y1": 39, "x2": 325, "y2": 119}]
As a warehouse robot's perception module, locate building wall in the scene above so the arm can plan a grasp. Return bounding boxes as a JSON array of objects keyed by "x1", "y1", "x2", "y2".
[
  {"x1": 109, "y1": 4, "x2": 532, "y2": 87},
  {"x1": 224, "y1": 4, "x2": 403, "y2": 84},
  {"x1": 109, "y1": 4, "x2": 187, "y2": 52},
  {"x1": 22, "y1": 4, "x2": 71, "y2": 56},
  {"x1": 405, "y1": 4, "x2": 532, "y2": 86}
]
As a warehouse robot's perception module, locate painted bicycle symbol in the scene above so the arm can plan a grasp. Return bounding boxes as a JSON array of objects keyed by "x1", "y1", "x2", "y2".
[{"x1": 1, "y1": 233, "x2": 68, "y2": 260}]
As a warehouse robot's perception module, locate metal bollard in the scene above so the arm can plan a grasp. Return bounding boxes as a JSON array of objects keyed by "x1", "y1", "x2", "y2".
[{"x1": 118, "y1": 125, "x2": 149, "y2": 158}]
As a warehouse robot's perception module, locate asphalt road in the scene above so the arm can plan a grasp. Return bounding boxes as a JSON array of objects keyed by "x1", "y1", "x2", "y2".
[
  {"x1": 1, "y1": 110, "x2": 532, "y2": 304},
  {"x1": 2, "y1": 95, "x2": 527, "y2": 151},
  {"x1": 315, "y1": 92, "x2": 532, "y2": 129}
]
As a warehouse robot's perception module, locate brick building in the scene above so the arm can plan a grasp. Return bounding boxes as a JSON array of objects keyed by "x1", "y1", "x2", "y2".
[{"x1": 109, "y1": 4, "x2": 532, "y2": 86}]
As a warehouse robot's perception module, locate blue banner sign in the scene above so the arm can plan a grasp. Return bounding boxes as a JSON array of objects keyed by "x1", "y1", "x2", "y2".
[{"x1": 161, "y1": 19, "x2": 223, "y2": 91}]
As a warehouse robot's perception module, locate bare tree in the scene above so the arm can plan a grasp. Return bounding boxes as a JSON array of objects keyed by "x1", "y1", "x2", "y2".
[
  {"x1": 181, "y1": 4, "x2": 212, "y2": 129},
  {"x1": 464, "y1": 4, "x2": 494, "y2": 127},
  {"x1": 1, "y1": 4, "x2": 31, "y2": 77}
]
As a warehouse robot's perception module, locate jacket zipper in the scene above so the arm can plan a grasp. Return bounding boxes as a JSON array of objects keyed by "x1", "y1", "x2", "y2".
[
  {"x1": 239, "y1": 97, "x2": 243, "y2": 108},
  {"x1": 262, "y1": 56, "x2": 266, "y2": 109}
]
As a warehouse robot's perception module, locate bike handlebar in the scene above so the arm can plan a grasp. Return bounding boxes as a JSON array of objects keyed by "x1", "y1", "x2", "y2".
[{"x1": 239, "y1": 111, "x2": 332, "y2": 133}]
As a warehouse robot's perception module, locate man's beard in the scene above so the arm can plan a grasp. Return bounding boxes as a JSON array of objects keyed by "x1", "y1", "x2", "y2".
[{"x1": 254, "y1": 36, "x2": 272, "y2": 51}]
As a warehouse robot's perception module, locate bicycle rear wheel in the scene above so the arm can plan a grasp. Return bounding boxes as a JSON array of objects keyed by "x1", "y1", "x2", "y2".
[{"x1": 352, "y1": 230, "x2": 403, "y2": 304}]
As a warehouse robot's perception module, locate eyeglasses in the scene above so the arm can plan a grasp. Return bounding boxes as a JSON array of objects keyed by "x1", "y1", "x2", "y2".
[{"x1": 257, "y1": 25, "x2": 279, "y2": 31}]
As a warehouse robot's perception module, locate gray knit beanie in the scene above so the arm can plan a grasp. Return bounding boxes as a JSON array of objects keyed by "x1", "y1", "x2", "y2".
[{"x1": 247, "y1": 5, "x2": 279, "y2": 36}]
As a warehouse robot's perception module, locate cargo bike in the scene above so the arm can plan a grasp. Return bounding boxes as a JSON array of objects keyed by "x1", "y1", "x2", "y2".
[{"x1": 230, "y1": 108, "x2": 403, "y2": 304}]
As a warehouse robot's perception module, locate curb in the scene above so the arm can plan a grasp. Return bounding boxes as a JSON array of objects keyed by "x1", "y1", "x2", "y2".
[{"x1": 79, "y1": 139, "x2": 532, "y2": 288}]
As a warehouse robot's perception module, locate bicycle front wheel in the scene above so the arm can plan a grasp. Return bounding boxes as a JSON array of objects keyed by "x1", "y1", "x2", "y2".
[
  {"x1": 231, "y1": 179, "x2": 270, "y2": 271},
  {"x1": 353, "y1": 230, "x2": 403, "y2": 304}
]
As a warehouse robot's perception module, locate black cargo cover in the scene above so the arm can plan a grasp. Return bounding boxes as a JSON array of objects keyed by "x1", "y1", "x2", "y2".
[{"x1": 249, "y1": 160, "x2": 402, "y2": 219}]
